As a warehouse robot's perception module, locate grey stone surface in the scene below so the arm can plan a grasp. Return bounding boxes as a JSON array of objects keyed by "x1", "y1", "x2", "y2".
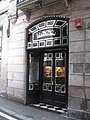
[
  {"x1": 86, "y1": 29, "x2": 90, "y2": 40},
  {"x1": 69, "y1": 86, "x2": 85, "y2": 98},
  {"x1": 85, "y1": 88, "x2": 90, "y2": 99},
  {"x1": 85, "y1": 63, "x2": 90, "y2": 73},
  {"x1": 85, "y1": 52, "x2": 90, "y2": 63},
  {"x1": 8, "y1": 48, "x2": 25, "y2": 57},
  {"x1": 8, "y1": 64, "x2": 25, "y2": 73},
  {"x1": 73, "y1": 63, "x2": 84, "y2": 73},
  {"x1": 68, "y1": 97, "x2": 83, "y2": 110},
  {"x1": 69, "y1": 31, "x2": 84, "y2": 42},
  {"x1": 69, "y1": 41, "x2": 84, "y2": 53},
  {"x1": 68, "y1": 108, "x2": 88, "y2": 120},
  {"x1": 70, "y1": 53, "x2": 84, "y2": 63},
  {"x1": 69, "y1": 75, "x2": 83, "y2": 86},
  {"x1": 69, "y1": 64, "x2": 73, "y2": 74},
  {"x1": 85, "y1": 42, "x2": 90, "y2": 52},
  {"x1": 10, "y1": 32, "x2": 25, "y2": 42},
  {"x1": 87, "y1": 101, "x2": 90, "y2": 112},
  {"x1": 85, "y1": 76, "x2": 90, "y2": 87}
]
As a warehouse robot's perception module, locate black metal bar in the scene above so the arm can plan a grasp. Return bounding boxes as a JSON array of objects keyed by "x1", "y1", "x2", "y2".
[{"x1": 17, "y1": 0, "x2": 27, "y2": 4}]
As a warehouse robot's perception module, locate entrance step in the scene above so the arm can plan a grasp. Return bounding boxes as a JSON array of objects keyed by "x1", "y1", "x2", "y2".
[{"x1": 30, "y1": 103, "x2": 67, "y2": 114}]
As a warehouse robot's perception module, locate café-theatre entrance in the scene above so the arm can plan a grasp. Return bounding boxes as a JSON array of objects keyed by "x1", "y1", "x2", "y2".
[{"x1": 26, "y1": 16, "x2": 69, "y2": 109}]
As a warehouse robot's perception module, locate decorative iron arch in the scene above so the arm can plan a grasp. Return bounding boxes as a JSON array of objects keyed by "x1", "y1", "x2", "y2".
[
  {"x1": 26, "y1": 15, "x2": 69, "y2": 50},
  {"x1": 27, "y1": 15, "x2": 69, "y2": 29}
]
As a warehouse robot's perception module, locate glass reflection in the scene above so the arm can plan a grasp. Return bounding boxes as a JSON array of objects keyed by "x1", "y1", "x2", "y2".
[{"x1": 29, "y1": 54, "x2": 39, "y2": 90}]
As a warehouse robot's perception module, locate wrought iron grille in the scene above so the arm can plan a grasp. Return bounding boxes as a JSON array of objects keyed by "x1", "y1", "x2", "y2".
[{"x1": 17, "y1": 0, "x2": 27, "y2": 4}]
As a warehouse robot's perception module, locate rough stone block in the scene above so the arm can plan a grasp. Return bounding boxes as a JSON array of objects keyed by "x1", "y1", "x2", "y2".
[
  {"x1": 14, "y1": 56, "x2": 25, "y2": 65},
  {"x1": 9, "y1": 40, "x2": 25, "y2": 49},
  {"x1": 85, "y1": 88, "x2": 90, "y2": 99},
  {"x1": 69, "y1": 75, "x2": 83, "y2": 86},
  {"x1": 13, "y1": 72, "x2": 24, "y2": 81},
  {"x1": 85, "y1": 42, "x2": 90, "y2": 52},
  {"x1": 68, "y1": 108, "x2": 87, "y2": 120},
  {"x1": 8, "y1": 57, "x2": 14, "y2": 64},
  {"x1": 7, "y1": 72, "x2": 14, "y2": 80},
  {"x1": 69, "y1": 86, "x2": 84, "y2": 98},
  {"x1": 73, "y1": 63, "x2": 83, "y2": 73},
  {"x1": 85, "y1": 52, "x2": 90, "y2": 63},
  {"x1": 69, "y1": 31, "x2": 84, "y2": 42},
  {"x1": 85, "y1": 63, "x2": 90, "y2": 73},
  {"x1": 70, "y1": 0, "x2": 90, "y2": 9},
  {"x1": 69, "y1": 64, "x2": 73, "y2": 74},
  {"x1": 8, "y1": 80, "x2": 24, "y2": 89},
  {"x1": 14, "y1": 89, "x2": 24, "y2": 100},
  {"x1": 70, "y1": 53, "x2": 84, "y2": 63},
  {"x1": 8, "y1": 48, "x2": 25, "y2": 57},
  {"x1": 10, "y1": 23, "x2": 25, "y2": 35},
  {"x1": 69, "y1": 21, "x2": 77, "y2": 31},
  {"x1": 87, "y1": 101, "x2": 90, "y2": 112},
  {"x1": 85, "y1": 76, "x2": 90, "y2": 87},
  {"x1": 7, "y1": 87, "x2": 14, "y2": 96},
  {"x1": 1, "y1": 64, "x2": 7, "y2": 80},
  {"x1": 8, "y1": 56, "x2": 25, "y2": 65},
  {"x1": 10, "y1": 32, "x2": 25, "y2": 41},
  {"x1": 70, "y1": 41, "x2": 83, "y2": 53},
  {"x1": 86, "y1": 29, "x2": 90, "y2": 40},
  {"x1": 8, "y1": 65, "x2": 25, "y2": 72},
  {"x1": 68, "y1": 97, "x2": 83, "y2": 110}
]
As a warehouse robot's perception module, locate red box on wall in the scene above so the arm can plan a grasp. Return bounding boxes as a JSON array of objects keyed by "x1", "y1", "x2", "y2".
[{"x1": 74, "y1": 18, "x2": 82, "y2": 28}]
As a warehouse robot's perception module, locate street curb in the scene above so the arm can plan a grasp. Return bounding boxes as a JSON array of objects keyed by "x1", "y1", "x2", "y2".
[{"x1": 0, "y1": 106, "x2": 33, "y2": 120}]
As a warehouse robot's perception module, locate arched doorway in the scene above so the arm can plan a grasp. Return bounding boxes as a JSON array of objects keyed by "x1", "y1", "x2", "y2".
[{"x1": 26, "y1": 16, "x2": 69, "y2": 108}]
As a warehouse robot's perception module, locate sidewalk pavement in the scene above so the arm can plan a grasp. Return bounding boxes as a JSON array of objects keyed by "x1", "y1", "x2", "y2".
[{"x1": 0, "y1": 97, "x2": 76, "y2": 120}]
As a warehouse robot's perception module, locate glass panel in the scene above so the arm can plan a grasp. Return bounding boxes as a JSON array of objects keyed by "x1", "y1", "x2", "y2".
[
  {"x1": 54, "y1": 39, "x2": 61, "y2": 46},
  {"x1": 38, "y1": 22, "x2": 45, "y2": 28},
  {"x1": 43, "y1": 53, "x2": 53, "y2": 91},
  {"x1": 28, "y1": 34, "x2": 32, "y2": 42},
  {"x1": 62, "y1": 24, "x2": 68, "y2": 37},
  {"x1": 29, "y1": 54, "x2": 39, "y2": 90},
  {"x1": 62, "y1": 38, "x2": 68, "y2": 45},
  {"x1": 55, "y1": 52, "x2": 66, "y2": 93},
  {"x1": 56, "y1": 20, "x2": 65, "y2": 26}
]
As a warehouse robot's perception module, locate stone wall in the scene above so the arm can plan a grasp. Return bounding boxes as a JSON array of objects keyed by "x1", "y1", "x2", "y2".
[
  {"x1": 68, "y1": 0, "x2": 90, "y2": 119},
  {"x1": 7, "y1": 14, "x2": 28, "y2": 102},
  {"x1": 0, "y1": 0, "x2": 90, "y2": 119},
  {"x1": 0, "y1": 13, "x2": 8, "y2": 96}
]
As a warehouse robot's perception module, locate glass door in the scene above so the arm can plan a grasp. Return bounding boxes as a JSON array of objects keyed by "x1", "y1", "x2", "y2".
[
  {"x1": 27, "y1": 53, "x2": 40, "y2": 103},
  {"x1": 54, "y1": 52, "x2": 67, "y2": 107},
  {"x1": 42, "y1": 53, "x2": 54, "y2": 104},
  {"x1": 42, "y1": 51, "x2": 68, "y2": 107}
]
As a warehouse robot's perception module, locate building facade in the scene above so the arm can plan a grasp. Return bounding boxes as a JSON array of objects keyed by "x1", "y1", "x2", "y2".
[{"x1": 0, "y1": 0, "x2": 90, "y2": 119}]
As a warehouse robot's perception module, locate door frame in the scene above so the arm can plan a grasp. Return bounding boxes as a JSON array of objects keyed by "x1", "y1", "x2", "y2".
[
  {"x1": 26, "y1": 15, "x2": 69, "y2": 108},
  {"x1": 39, "y1": 47, "x2": 69, "y2": 108}
]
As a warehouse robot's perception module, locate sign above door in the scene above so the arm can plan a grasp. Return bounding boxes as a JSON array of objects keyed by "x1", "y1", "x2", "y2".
[{"x1": 27, "y1": 16, "x2": 69, "y2": 50}]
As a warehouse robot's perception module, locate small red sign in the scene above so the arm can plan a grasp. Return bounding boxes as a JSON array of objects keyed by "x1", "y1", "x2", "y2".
[{"x1": 74, "y1": 18, "x2": 82, "y2": 28}]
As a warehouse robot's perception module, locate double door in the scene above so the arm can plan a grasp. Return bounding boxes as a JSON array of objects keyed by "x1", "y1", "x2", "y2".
[
  {"x1": 27, "y1": 50, "x2": 68, "y2": 108},
  {"x1": 41, "y1": 51, "x2": 68, "y2": 108}
]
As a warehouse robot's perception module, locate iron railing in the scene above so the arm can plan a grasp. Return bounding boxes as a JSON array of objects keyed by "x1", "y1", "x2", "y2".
[{"x1": 17, "y1": 0, "x2": 27, "y2": 4}]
